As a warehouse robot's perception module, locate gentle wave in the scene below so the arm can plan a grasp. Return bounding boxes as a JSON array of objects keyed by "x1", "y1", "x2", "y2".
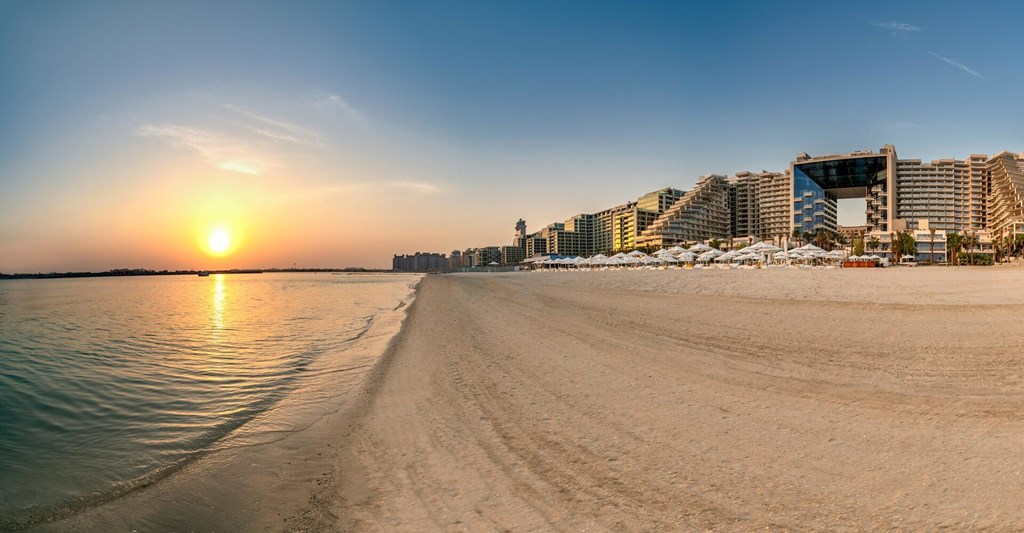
[{"x1": 0, "y1": 272, "x2": 419, "y2": 529}]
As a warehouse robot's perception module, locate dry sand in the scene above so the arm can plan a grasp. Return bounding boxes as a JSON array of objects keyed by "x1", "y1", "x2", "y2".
[{"x1": 294, "y1": 267, "x2": 1024, "y2": 531}]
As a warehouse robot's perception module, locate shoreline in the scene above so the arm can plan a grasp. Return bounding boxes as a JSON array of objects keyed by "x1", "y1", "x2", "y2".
[
  {"x1": 306, "y1": 270, "x2": 1024, "y2": 530},
  {"x1": 26, "y1": 267, "x2": 1024, "y2": 530},
  {"x1": 25, "y1": 275, "x2": 423, "y2": 532}
]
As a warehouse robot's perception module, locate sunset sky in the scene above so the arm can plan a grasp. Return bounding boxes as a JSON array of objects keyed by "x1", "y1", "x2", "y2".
[{"x1": 2, "y1": 0, "x2": 1022, "y2": 272}]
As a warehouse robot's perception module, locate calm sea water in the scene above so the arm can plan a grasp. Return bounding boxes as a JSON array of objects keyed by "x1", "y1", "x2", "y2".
[{"x1": 0, "y1": 272, "x2": 419, "y2": 525}]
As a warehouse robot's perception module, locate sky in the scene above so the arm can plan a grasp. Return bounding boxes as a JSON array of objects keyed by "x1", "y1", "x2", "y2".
[{"x1": 1, "y1": 0, "x2": 1022, "y2": 271}]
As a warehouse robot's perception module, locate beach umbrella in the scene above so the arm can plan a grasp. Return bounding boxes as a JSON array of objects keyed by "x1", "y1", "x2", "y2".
[
  {"x1": 610, "y1": 252, "x2": 628, "y2": 260},
  {"x1": 668, "y1": 246, "x2": 687, "y2": 254},
  {"x1": 606, "y1": 257, "x2": 624, "y2": 265},
  {"x1": 627, "y1": 250, "x2": 648, "y2": 258},
  {"x1": 688, "y1": 243, "x2": 714, "y2": 253},
  {"x1": 869, "y1": 254, "x2": 882, "y2": 261},
  {"x1": 623, "y1": 256, "x2": 641, "y2": 265},
  {"x1": 697, "y1": 249, "x2": 723, "y2": 261},
  {"x1": 660, "y1": 254, "x2": 679, "y2": 263},
  {"x1": 676, "y1": 251, "x2": 696, "y2": 262},
  {"x1": 797, "y1": 244, "x2": 826, "y2": 254}
]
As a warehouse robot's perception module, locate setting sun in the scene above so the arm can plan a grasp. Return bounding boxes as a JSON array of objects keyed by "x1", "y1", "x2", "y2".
[
  {"x1": 201, "y1": 225, "x2": 239, "y2": 257},
  {"x1": 208, "y1": 229, "x2": 230, "y2": 254}
]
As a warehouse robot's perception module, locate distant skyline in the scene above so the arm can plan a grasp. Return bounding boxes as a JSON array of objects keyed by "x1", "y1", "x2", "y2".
[{"x1": 2, "y1": 0, "x2": 1022, "y2": 271}]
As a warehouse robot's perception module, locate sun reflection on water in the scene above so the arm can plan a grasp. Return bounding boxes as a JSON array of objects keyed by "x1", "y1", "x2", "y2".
[{"x1": 212, "y1": 274, "x2": 226, "y2": 330}]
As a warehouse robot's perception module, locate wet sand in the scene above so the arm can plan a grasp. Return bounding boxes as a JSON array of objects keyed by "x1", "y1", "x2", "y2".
[{"x1": 296, "y1": 267, "x2": 1024, "y2": 531}]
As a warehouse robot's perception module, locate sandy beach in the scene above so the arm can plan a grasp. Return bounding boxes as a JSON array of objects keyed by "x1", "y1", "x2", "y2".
[
  {"x1": 31, "y1": 267, "x2": 1024, "y2": 531},
  {"x1": 292, "y1": 267, "x2": 1024, "y2": 531}
]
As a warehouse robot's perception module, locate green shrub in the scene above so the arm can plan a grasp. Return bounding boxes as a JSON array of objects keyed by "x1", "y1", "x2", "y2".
[{"x1": 957, "y1": 252, "x2": 992, "y2": 265}]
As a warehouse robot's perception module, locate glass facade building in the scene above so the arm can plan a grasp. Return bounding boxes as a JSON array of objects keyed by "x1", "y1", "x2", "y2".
[
  {"x1": 792, "y1": 167, "x2": 836, "y2": 235},
  {"x1": 791, "y1": 147, "x2": 897, "y2": 234}
]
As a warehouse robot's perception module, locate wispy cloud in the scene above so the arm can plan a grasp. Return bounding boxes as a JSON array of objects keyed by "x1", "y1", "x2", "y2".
[
  {"x1": 226, "y1": 104, "x2": 322, "y2": 147},
  {"x1": 310, "y1": 91, "x2": 364, "y2": 119},
  {"x1": 928, "y1": 51, "x2": 984, "y2": 79},
  {"x1": 390, "y1": 180, "x2": 440, "y2": 195},
  {"x1": 872, "y1": 20, "x2": 921, "y2": 35},
  {"x1": 135, "y1": 124, "x2": 274, "y2": 175}
]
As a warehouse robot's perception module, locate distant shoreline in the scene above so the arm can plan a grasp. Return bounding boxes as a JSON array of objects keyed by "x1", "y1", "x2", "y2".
[{"x1": 0, "y1": 268, "x2": 394, "y2": 281}]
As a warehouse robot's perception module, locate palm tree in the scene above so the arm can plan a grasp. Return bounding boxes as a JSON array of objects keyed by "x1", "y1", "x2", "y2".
[
  {"x1": 890, "y1": 232, "x2": 900, "y2": 264},
  {"x1": 946, "y1": 232, "x2": 964, "y2": 265},
  {"x1": 1014, "y1": 234, "x2": 1024, "y2": 259},
  {"x1": 867, "y1": 236, "x2": 880, "y2": 256},
  {"x1": 965, "y1": 232, "x2": 980, "y2": 265},
  {"x1": 791, "y1": 228, "x2": 801, "y2": 247},
  {"x1": 897, "y1": 230, "x2": 917, "y2": 263},
  {"x1": 929, "y1": 227, "x2": 937, "y2": 264}
]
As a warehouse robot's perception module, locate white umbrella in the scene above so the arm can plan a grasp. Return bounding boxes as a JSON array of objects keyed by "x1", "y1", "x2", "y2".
[
  {"x1": 606, "y1": 257, "x2": 624, "y2": 265},
  {"x1": 660, "y1": 254, "x2": 679, "y2": 263},
  {"x1": 676, "y1": 251, "x2": 696, "y2": 262},
  {"x1": 668, "y1": 246, "x2": 687, "y2": 254},
  {"x1": 795, "y1": 244, "x2": 826, "y2": 254},
  {"x1": 869, "y1": 254, "x2": 882, "y2": 261},
  {"x1": 627, "y1": 250, "x2": 648, "y2": 258},
  {"x1": 610, "y1": 252, "x2": 628, "y2": 260},
  {"x1": 623, "y1": 256, "x2": 641, "y2": 265},
  {"x1": 688, "y1": 243, "x2": 714, "y2": 253},
  {"x1": 696, "y1": 250, "x2": 720, "y2": 262}
]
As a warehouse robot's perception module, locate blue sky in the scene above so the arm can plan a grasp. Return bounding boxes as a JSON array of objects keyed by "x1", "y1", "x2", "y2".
[{"x1": 1, "y1": 1, "x2": 1022, "y2": 270}]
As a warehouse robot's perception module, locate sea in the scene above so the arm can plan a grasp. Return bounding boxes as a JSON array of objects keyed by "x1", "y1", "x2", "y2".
[{"x1": 0, "y1": 272, "x2": 420, "y2": 528}]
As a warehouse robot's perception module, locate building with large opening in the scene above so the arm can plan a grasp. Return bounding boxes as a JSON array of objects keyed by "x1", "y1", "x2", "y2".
[{"x1": 444, "y1": 143, "x2": 1024, "y2": 266}]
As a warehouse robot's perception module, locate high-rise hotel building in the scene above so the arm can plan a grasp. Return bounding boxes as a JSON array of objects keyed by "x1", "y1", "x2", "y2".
[
  {"x1": 491, "y1": 143, "x2": 1024, "y2": 261},
  {"x1": 789, "y1": 145, "x2": 1024, "y2": 246}
]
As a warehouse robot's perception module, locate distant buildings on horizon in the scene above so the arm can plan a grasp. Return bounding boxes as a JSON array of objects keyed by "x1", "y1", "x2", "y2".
[{"x1": 394, "y1": 144, "x2": 1024, "y2": 270}]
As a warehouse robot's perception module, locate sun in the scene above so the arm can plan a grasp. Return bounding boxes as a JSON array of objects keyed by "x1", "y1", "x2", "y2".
[{"x1": 208, "y1": 229, "x2": 231, "y2": 255}]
